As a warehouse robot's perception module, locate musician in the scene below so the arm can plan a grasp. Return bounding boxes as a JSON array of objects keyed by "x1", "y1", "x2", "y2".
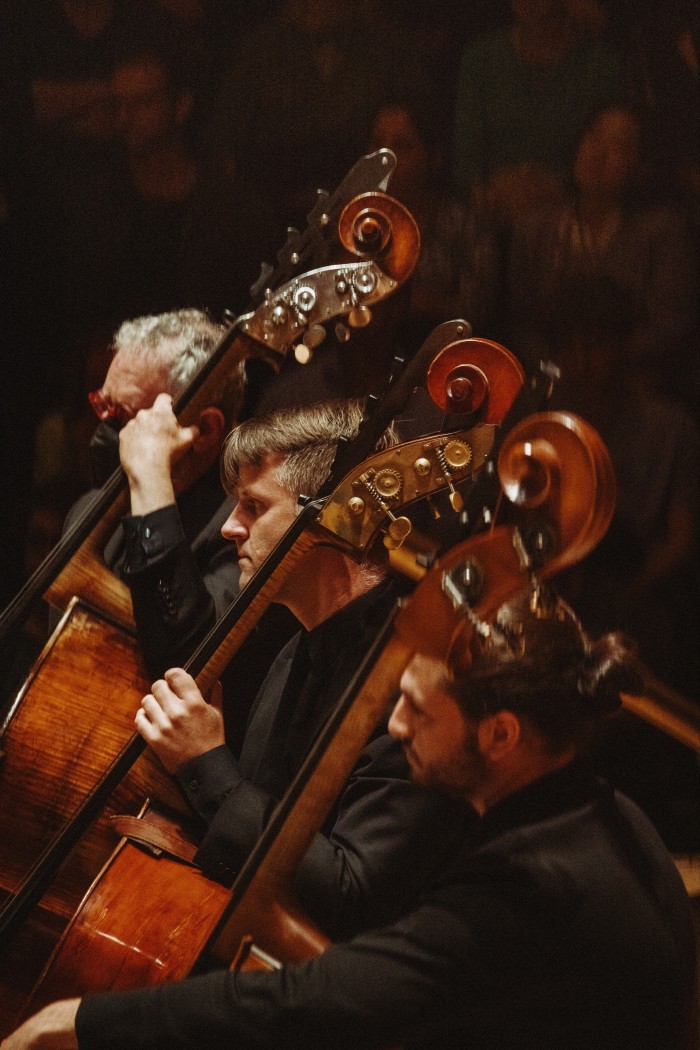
[
  {"x1": 132, "y1": 398, "x2": 473, "y2": 938},
  {"x1": 5, "y1": 587, "x2": 694, "y2": 1049},
  {"x1": 63, "y1": 308, "x2": 247, "y2": 676}
]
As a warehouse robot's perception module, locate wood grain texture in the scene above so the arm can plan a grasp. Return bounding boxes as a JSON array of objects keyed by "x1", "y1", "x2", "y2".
[{"x1": 0, "y1": 600, "x2": 183, "y2": 919}]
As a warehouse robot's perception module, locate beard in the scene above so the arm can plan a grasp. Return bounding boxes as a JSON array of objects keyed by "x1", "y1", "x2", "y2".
[{"x1": 405, "y1": 724, "x2": 488, "y2": 799}]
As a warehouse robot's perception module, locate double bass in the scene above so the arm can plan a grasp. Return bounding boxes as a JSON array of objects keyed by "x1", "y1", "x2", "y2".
[
  {"x1": 0, "y1": 324, "x2": 526, "y2": 939},
  {"x1": 22, "y1": 407, "x2": 621, "y2": 1008}
]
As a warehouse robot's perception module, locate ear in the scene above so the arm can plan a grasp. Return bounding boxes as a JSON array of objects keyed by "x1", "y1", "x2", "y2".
[
  {"x1": 192, "y1": 406, "x2": 225, "y2": 453},
  {"x1": 477, "y1": 710, "x2": 521, "y2": 762}
]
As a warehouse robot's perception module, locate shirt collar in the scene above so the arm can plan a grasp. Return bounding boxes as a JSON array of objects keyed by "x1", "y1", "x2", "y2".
[
  {"x1": 302, "y1": 576, "x2": 397, "y2": 672},
  {"x1": 478, "y1": 759, "x2": 604, "y2": 843}
]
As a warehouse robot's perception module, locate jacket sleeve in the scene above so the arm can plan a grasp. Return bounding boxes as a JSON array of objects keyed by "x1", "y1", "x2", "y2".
[
  {"x1": 75, "y1": 891, "x2": 484, "y2": 1050},
  {"x1": 180, "y1": 731, "x2": 474, "y2": 940},
  {"x1": 121, "y1": 504, "x2": 240, "y2": 677}
]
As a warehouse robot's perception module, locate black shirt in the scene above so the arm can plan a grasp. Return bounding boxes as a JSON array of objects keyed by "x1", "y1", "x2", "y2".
[
  {"x1": 176, "y1": 579, "x2": 474, "y2": 938},
  {"x1": 78, "y1": 762, "x2": 696, "y2": 1050}
]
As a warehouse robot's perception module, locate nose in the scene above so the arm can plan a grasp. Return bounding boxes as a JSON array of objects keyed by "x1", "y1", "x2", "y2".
[
  {"x1": 221, "y1": 504, "x2": 246, "y2": 543},
  {"x1": 388, "y1": 694, "x2": 409, "y2": 742}
]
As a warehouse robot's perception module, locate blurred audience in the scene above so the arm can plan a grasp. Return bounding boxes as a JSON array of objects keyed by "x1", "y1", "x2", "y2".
[
  {"x1": 547, "y1": 275, "x2": 699, "y2": 849},
  {"x1": 549, "y1": 276, "x2": 699, "y2": 701},
  {"x1": 367, "y1": 95, "x2": 500, "y2": 347},
  {"x1": 451, "y1": 0, "x2": 623, "y2": 228},
  {"x1": 371, "y1": 0, "x2": 510, "y2": 137},
  {"x1": 624, "y1": 0, "x2": 699, "y2": 221},
  {"x1": 0, "y1": 0, "x2": 194, "y2": 403},
  {"x1": 0, "y1": 133, "x2": 63, "y2": 610},
  {"x1": 1, "y1": 0, "x2": 188, "y2": 193},
  {"x1": 507, "y1": 103, "x2": 698, "y2": 405},
  {"x1": 198, "y1": 0, "x2": 406, "y2": 232},
  {"x1": 82, "y1": 50, "x2": 275, "y2": 321}
]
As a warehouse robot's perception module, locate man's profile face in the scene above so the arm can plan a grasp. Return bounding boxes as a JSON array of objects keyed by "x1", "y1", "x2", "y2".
[
  {"x1": 101, "y1": 351, "x2": 171, "y2": 422},
  {"x1": 389, "y1": 654, "x2": 486, "y2": 798},
  {"x1": 221, "y1": 454, "x2": 299, "y2": 588}
]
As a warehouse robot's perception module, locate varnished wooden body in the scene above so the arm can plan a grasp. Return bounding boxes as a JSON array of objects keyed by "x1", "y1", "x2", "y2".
[
  {"x1": 0, "y1": 600, "x2": 186, "y2": 1034},
  {"x1": 27, "y1": 827, "x2": 232, "y2": 1007},
  {"x1": 0, "y1": 600, "x2": 183, "y2": 915},
  {"x1": 25, "y1": 631, "x2": 412, "y2": 1010}
]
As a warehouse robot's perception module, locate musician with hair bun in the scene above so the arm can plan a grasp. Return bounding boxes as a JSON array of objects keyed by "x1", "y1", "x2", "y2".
[{"x1": 5, "y1": 584, "x2": 694, "y2": 1049}]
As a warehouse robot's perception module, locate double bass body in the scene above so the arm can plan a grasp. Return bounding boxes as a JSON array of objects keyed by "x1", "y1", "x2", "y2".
[{"x1": 0, "y1": 600, "x2": 185, "y2": 1027}]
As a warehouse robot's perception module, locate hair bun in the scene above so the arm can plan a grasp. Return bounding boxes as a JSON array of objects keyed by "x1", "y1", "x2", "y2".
[{"x1": 578, "y1": 632, "x2": 642, "y2": 711}]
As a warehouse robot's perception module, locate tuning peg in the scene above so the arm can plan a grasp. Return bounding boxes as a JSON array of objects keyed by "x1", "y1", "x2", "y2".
[
  {"x1": 306, "y1": 324, "x2": 326, "y2": 349},
  {"x1": 383, "y1": 516, "x2": 413, "y2": 551},
  {"x1": 449, "y1": 490, "x2": 464, "y2": 513},
  {"x1": 293, "y1": 324, "x2": 326, "y2": 364},
  {"x1": 435, "y1": 443, "x2": 465, "y2": 513},
  {"x1": 335, "y1": 322, "x2": 351, "y2": 343},
  {"x1": 294, "y1": 343, "x2": 313, "y2": 364},
  {"x1": 348, "y1": 304, "x2": 372, "y2": 328}
]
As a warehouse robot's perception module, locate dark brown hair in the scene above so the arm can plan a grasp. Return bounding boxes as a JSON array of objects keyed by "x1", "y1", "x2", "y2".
[{"x1": 450, "y1": 591, "x2": 642, "y2": 752}]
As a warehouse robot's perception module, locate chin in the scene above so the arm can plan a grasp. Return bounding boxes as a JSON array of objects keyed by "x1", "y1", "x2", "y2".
[
  {"x1": 412, "y1": 763, "x2": 464, "y2": 797},
  {"x1": 237, "y1": 560, "x2": 254, "y2": 587},
  {"x1": 406, "y1": 759, "x2": 429, "y2": 789}
]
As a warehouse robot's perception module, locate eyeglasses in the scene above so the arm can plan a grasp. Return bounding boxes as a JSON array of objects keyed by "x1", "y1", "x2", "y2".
[{"x1": 87, "y1": 388, "x2": 133, "y2": 427}]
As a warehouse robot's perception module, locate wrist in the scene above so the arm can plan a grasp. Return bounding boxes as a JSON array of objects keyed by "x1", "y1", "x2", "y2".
[
  {"x1": 15, "y1": 999, "x2": 81, "y2": 1049},
  {"x1": 128, "y1": 475, "x2": 177, "y2": 515}
]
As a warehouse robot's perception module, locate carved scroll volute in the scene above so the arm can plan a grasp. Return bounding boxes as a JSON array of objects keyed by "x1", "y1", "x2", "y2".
[
  {"x1": 337, "y1": 192, "x2": 421, "y2": 289},
  {"x1": 497, "y1": 411, "x2": 617, "y2": 572},
  {"x1": 393, "y1": 411, "x2": 616, "y2": 670},
  {"x1": 426, "y1": 336, "x2": 524, "y2": 420}
]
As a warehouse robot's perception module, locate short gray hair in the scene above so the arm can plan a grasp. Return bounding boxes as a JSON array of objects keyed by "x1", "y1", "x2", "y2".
[{"x1": 112, "y1": 309, "x2": 244, "y2": 423}]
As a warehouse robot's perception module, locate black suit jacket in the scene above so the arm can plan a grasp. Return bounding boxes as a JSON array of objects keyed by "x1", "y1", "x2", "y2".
[
  {"x1": 176, "y1": 580, "x2": 475, "y2": 939},
  {"x1": 77, "y1": 762, "x2": 696, "y2": 1050},
  {"x1": 61, "y1": 465, "x2": 241, "y2": 677}
]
